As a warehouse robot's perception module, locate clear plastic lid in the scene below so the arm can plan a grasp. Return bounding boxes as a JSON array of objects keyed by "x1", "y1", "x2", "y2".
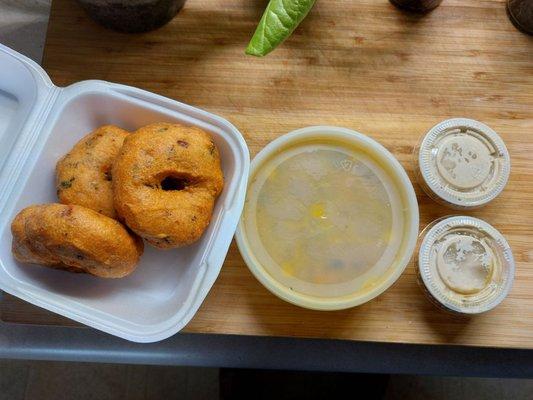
[
  {"x1": 416, "y1": 118, "x2": 510, "y2": 209},
  {"x1": 237, "y1": 126, "x2": 419, "y2": 310},
  {"x1": 246, "y1": 143, "x2": 405, "y2": 298},
  {"x1": 418, "y1": 216, "x2": 514, "y2": 314}
]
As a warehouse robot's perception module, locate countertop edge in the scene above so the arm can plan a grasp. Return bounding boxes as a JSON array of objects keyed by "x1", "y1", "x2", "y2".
[{"x1": 1, "y1": 321, "x2": 532, "y2": 378}]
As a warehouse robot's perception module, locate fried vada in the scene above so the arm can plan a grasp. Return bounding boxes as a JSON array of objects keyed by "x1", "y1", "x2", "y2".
[
  {"x1": 112, "y1": 122, "x2": 224, "y2": 249},
  {"x1": 56, "y1": 125, "x2": 129, "y2": 218},
  {"x1": 11, "y1": 203, "x2": 143, "y2": 278}
]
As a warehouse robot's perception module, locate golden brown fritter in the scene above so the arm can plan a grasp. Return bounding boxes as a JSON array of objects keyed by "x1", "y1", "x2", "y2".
[
  {"x1": 11, "y1": 207, "x2": 59, "y2": 267},
  {"x1": 11, "y1": 204, "x2": 143, "y2": 278},
  {"x1": 112, "y1": 122, "x2": 224, "y2": 249},
  {"x1": 56, "y1": 125, "x2": 129, "y2": 219}
]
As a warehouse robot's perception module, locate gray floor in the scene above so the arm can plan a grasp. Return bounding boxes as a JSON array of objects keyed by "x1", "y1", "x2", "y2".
[
  {"x1": 384, "y1": 375, "x2": 533, "y2": 400},
  {"x1": 0, "y1": 0, "x2": 50, "y2": 63},
  {"x1": 1, "y1": 2, "x2": 533, "y2": 399},
  {"x1": 0, "y1": 360, "x2": 219, "y2": 400},
  {"x1": 1, "y1": 360, "x2": 533, "y2": 400}
]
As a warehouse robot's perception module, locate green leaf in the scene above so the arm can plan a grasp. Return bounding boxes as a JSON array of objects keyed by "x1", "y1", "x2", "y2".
[{"x1": 246, "y1": 0, "x2": 317, "y2": 57}]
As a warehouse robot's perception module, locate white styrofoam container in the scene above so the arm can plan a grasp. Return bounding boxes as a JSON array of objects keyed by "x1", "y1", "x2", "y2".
[{"x1": 0, "y1": 44, "x2": 249, "y2": 343}]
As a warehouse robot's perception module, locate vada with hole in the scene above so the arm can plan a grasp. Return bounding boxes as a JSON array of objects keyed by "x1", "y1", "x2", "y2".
[
  {"x1": 112, "y1": 122, "x2": 224, "y2": 249},
  {"x1": 56, "y1": 125, "x2": 129, "y2": 219},
  {"x1": 11, "y1": 203, "x2": 143, "y2": 278}
]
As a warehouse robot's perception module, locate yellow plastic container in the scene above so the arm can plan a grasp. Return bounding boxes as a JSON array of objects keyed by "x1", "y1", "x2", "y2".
[{"x1": 236, "y1": 126, "x2": 419, "y2": 310}]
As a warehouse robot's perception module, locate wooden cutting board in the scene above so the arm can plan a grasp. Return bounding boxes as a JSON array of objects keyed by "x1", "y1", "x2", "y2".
[{"x1": 2, "y1": 0, "x2": 532, "y2": 348}]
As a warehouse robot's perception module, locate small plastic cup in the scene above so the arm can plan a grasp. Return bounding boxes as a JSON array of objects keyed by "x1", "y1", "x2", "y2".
[
  {"x1": 76, "y1": 0, "x2": 187, "y2": 33},
  {"x1": 415, "y1": 118, "x2": 510, "y2": 209},
  {"x1": 417, "y1": 216, "x2": 514, "y2": 315}
]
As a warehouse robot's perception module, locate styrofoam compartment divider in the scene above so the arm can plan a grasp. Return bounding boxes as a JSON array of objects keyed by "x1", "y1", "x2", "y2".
[{"x1": 0, "y1": 44, "x2": 250, "y2": 343}]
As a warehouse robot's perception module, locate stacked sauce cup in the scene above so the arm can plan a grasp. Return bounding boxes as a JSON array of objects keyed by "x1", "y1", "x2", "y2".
[{"x1": 414, "y1": 118, "x2": 515, "y2": 314}]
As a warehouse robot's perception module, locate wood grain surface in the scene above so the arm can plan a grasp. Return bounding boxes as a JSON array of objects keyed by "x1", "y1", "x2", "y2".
[{"x1": 2, "y1": 0, "x2": 532, "y2": 348}]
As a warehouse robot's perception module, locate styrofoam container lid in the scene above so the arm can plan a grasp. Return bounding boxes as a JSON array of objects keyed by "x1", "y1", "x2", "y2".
[
  {"x1": 0, "y1": 44, "x2": 249, "y2": 342},
  {"x1": 236, "y1": 126, "x2": 419, "y2": 310},
  {"x1": 418, "y1": 216, "x2": 514, "y2": 314},
  {"x1": 417, "y1": 118, "x2": 510, "y2": 209}
]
